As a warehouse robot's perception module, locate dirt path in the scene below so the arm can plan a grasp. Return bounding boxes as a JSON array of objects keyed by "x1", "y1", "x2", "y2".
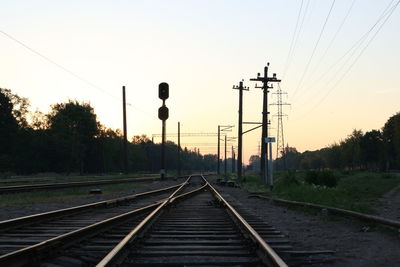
[{"x1": 375, "y1": 174, "x2": 400, "y2": 221}]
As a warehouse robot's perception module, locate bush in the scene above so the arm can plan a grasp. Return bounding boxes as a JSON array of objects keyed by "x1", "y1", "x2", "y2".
[
  {"x1": 305, "y1": 171, "x2": 319, "y2": 185},
  {"x1": 305, "y1": 170, "x2": 338, "y2": 188},
  {"x1": 281, "y1": 171, "x2": 300, "y2": 186},
  {"x1": 381, "y1": 173, "x2": 394, "y2": 179}
]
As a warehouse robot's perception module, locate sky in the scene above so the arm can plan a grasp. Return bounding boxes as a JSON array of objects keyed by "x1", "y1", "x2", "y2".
[{"x1": 1, "y1": 0, "x2": 399, "y2": 164}]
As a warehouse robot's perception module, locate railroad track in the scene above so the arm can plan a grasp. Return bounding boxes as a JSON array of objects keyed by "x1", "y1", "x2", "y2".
[
  {"x1": 0, "y1": 181, "x2": 189, "y2": 262},
  {"x1": 0, "y1": 173, "x2": 214, "y2": 194},
  {"x1": 0, "y1": 176, "x2": 163, "y2": 194},
  {"x1": 0, "y1": 175, "x2": 294, "y2": 266}
]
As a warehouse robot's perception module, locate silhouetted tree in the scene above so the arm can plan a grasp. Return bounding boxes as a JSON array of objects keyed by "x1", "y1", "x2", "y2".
[
  {"x1": 383, "y1": 112, "x2": 400, "y2": 169},
  {"x1": 0, "y1": 89, "x2": 19, "y2": 171},
  {"x1": 47, "y1": 100, "x2": 100, "y2": 174}
]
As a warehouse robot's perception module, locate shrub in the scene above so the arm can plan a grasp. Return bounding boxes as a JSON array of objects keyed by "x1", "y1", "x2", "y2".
[
  {"x1": 305, "y1": 171, "x2": 319, "y2": 185},
  {"x1": 305, "y1": 170, "x2": 338, "y2": 188},
  {"x1": 381, "y1": 173, "x2": 394, "y2": 179},
  {"x1": 275, "y1": 172, "x2": 300, "y2": 190}
]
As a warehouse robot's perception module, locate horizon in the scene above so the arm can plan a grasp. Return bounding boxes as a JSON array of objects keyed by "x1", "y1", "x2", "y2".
[{"x1": 1, "y1": 0, "x2": 399, "y2": 164}]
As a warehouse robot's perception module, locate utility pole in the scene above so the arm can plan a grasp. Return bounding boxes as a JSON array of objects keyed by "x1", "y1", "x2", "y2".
[
  {"x1": 250, "y1": 63, "x2": 281, "y2": 183},
  {"x1": 217, "y1": 125, "x2": 220, "y2": 174},
  {"x1": 178, "y1": 122, "x2": 181, "y2": 176},
  {"x1": 270, "y1": 83, "x2": 290, "y2": 170},
  {"x1": 231, "y1": 146, "x2": 235, "y2": 173},
  {"x1": 122, "y1": 86, "x2": 128, "y2": 174},
  {"x1": 233, "y1": 80, "x2": 249, "y2": 180},
  {"x1": 217, "y1": 125, "x2": 233, "y2": 176},
  {"x1": 224, "y1": 134, "x2": 227, "y2": 177}
]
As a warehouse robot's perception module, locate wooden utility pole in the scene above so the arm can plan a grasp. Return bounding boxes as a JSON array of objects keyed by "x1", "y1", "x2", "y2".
[
  {"x1": 122, "y1": 86, "x2": 128, "y2": 174},
  {"x1": 231, "y1": 146, "x2": 235, "y2": 173},
  {"x1": 217, "y1": 125, "x2": 220, "y2": 174},
  {"x1": 224, "y1": 134, "x2": 227, "y2": 176},
  {"x1": 233, "y1": 80, "x2": 249, "y2": 180},
  {"x1": 217, "y1": 125, "x2": 233, "y2": 176},
  {"x1": 250, "y1": 63, "x2": 281, "y2": 183},
  {"x1": 178, "y1": 122, "x2": 181, "y2": 176}
]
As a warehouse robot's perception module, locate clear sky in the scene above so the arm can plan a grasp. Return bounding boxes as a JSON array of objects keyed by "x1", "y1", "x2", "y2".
[{"x1": 1, "y1": 0, "x2": 399, "y2": 164}]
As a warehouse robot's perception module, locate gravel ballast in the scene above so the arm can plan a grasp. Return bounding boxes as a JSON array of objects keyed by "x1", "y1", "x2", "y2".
[
  {"x1": 1, "y1": 177, "x2": 399, "y2": 266},
  {"x1": 215, "y1": 184, "x2": 400, "y2": 267},
  {"x1": 0, "y1": 178, "x2": 186, "y2": 221}
]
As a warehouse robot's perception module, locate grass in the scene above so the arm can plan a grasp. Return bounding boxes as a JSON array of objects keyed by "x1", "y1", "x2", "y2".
[
  {"x1": 234, "y1": 171, "x2": 400, "y2": 214},
  {"x1": 0, "y1": 183, "x2": 146, "y2": 207}
]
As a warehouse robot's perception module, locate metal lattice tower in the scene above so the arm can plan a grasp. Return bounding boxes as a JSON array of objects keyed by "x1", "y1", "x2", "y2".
[{"x1": 270, "y1": 83, "x2": 290, "y2": 164}]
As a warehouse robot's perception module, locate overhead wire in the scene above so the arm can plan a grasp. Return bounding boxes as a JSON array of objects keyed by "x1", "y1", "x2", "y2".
[
  {"x1": 283, "y1": 0, "x2": 311, "y2": 80},
  {"x1": 291, "y1": 0, "x2": 336, "y2": 100},
  {"x1": 310, "y1": 0, "x2": 356, "y2": 79},
  {"x1": 294, "y1": 0, "x2": 396, "y2": 105},
  {"x1": 291, "y1": 0, "x2": 400, "y2": 121},
  {"x1": 281, "y1": 0, "x2": 304, "y2": 79},
  {"x1": 291, "y1": 0, "x2": 357, "y2": 105},
  {"x1": 0, "y1": 29, "x2": 152, "y2": 117}
]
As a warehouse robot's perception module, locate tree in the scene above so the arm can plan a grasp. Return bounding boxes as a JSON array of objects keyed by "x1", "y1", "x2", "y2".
[
  {"x1": 0, "y1": 88, "x2": 29, "y2": 128},
  {"x1": 382, "y1": 112, "x2": 400, "y2": 169},
  {"x1": 47, "y1": 100, "x2": 100, "y2": 174},
  {"x1": 132, "y1": 134, "x2": 151, "y2": 144},
  {"x1": 0, "y1": 89, "x2": 19, "y2": 171},
  {"x1": 247, "y1": 155, "x2": 260, "y2": 171},
  {"x1": 360, "y1": 130, "x2": 384, "y2": 170}
]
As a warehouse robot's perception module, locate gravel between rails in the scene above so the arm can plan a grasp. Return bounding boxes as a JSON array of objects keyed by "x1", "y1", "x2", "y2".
[
  {"x1": 214, "y1": 184, "x2": 400, "y2": 267},
  {"x1": 0, "y1": 178, "x2": 186, "y2": 221}
]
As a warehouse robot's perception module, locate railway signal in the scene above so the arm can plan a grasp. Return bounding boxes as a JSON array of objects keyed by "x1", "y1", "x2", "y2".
[{"x1": 158, "y1": 82, "x2": 169, "y2": 179}]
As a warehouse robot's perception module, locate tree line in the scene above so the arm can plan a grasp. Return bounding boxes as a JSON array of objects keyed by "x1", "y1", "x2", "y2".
[
  {"x1": 0, "y1": 88, "x2": 217, "y2": 175},
  {"x1": 273, "y1": 112, "x2": 400, "y2": 171}
]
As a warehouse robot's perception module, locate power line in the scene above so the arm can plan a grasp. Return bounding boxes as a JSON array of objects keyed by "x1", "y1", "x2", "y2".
[
  {"x1": 283, "y1": 0, "x2": 311, "y2": 80},
  {"x1": 293, "y1": 0, "x2": 399, "y2": 121},
  {"x1": 282, "y1": 0, "x2": 304, "y2": 79},
  {"x1": 0, "y1": 29, "x2": 116, "y2": 98},
  {"x1": 291, "y1": 0, "x2": 336, "y2": 100},
  {"x1": 292, "y1": 0, "x2": 396, "y2": 107},
  {"x1": 0, "y1": 29, "x2": 152, "y2": 117},
  {"x1": 310, "y1": 0, "x2": 356, "y2": 78}
]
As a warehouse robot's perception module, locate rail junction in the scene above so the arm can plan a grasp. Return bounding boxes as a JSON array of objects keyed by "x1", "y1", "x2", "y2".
[{"x1": 0, "y1": 175, "x2": 330, "y2": 266}]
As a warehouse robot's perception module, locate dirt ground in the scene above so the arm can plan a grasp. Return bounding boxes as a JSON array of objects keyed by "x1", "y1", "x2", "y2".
[
  {"x1": 215, "y1": 184, "x2": 400, "y2": 267},
  {"x1": 374, "y1": 175, "x2": 400, "y2": 221},
  {"x1": 0, "y1": 178, "x2": 185, "y2": 221}
]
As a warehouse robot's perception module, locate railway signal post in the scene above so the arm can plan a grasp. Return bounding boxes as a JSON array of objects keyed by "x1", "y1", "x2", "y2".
[{"x1": 158, "y1": 82, "x2": 169, "y2": 179}]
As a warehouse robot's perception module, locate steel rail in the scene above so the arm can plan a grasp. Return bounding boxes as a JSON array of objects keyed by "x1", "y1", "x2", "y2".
[
  {"x1": 251, "y1": 194, "x2": 400, "y2": 229},
  {"x1": 0, "y1": 174, "x2": 194, "y2": 194},
  {"x1": 0, "y1": 176, "x2": 204, "y2": 266},
  {"x1": 96, "y1": 176, "x2": 206, "y2": 267},
  {"x1": 203, "y1": 176, "x2": 288, "y2": 267},
  {"x1": 0, "y1": 182, "x2": 185, "y2": 231},
  {"x1": 0, "y1": 203, "x2": 158, "y2": 267},
  {"x1": 0, "y1": 176, "x2": 160, "y2": 194}
]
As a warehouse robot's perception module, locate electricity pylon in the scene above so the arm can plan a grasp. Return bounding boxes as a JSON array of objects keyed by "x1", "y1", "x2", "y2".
[{"x1": 270, "y1": 83, "x2": 290, "y2": 169}]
